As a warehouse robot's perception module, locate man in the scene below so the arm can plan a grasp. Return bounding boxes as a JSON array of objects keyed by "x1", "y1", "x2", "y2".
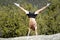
[{"x1": 14, "y1": 3, "x2": 50, "y2": 36}]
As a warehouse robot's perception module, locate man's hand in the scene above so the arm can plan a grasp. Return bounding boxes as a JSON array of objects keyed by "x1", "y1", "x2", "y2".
[
  {"x1": 14, "y1": 3, "x2": 20, "y2": 7},
  {"x1": 47, "y1": 3, "x2": 51, "y2": 7}
]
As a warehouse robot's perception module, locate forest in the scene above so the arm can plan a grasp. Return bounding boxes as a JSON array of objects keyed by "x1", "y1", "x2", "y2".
[{"x1": 0, "y1": 0, "x2": 60, "y2": 38}]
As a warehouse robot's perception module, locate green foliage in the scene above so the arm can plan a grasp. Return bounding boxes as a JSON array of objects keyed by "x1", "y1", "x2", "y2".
[
  {"x1": 0, "y1": 0, "x2": 60, "y2": 38},
  {"x1": 37, "y1": 0, "x2": 60, "y2": 35}
]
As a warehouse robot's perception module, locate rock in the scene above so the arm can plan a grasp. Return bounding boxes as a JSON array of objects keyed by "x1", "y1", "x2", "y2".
[{"x1": 0, "y1": 33, "x2": 60, "y2": 40}]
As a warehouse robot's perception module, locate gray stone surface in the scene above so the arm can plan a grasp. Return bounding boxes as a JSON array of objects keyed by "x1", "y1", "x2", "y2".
[{"x1": 0, "y1": 33, "x2": 60, "y2": 40}]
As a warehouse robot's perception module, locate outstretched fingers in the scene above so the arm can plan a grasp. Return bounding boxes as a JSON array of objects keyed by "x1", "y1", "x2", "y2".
[
  {"x1": 47, "y1": 3, "x2": 51, "y2": 7},
  {"x1": 14, "y1": 3, "x2": 20, "y2": 8}
]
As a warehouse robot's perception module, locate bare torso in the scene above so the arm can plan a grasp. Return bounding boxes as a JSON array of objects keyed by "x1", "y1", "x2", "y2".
[
  {"x1": 29, "y1": 18, "x2": 37, "y2": 30},
  {"x1": 29, "y1": 18, "x2": 36, "y2": 22}
]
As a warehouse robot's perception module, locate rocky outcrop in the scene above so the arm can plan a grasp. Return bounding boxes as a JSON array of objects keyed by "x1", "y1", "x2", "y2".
[{"x1": 0, "y1": 33, "x2": 60, "y2": 40}]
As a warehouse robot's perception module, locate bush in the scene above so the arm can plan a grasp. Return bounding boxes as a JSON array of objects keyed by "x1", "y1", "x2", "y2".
[{"x1": 0, "y1": 0, "x2": 60, "y2": 38}]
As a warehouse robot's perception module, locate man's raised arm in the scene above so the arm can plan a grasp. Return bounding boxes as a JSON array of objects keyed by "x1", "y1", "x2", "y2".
[
  {"x1": 14, "y1": 3, "x2": 29, "y2": 14},
  {"x1": 35, "y1": 3, "x2": 50, "y2": 14}
]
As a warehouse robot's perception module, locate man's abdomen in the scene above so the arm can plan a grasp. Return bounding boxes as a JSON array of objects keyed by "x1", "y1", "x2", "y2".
[{"x1": 29, "y1": 18, "x2": 37, "y2": 31}]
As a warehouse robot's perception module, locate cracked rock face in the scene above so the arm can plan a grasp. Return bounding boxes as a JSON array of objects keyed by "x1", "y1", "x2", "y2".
[{"x1": 0, "y1": 33, "x2": 60, "y2": 40}]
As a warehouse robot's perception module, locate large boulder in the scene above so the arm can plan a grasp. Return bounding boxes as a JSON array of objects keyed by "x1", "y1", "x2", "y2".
[{"x1": 0, "y1": 33, "x2": 60, "y2": 40}]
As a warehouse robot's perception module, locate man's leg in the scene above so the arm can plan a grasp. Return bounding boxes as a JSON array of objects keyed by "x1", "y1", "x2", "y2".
[
  {"x1": 35, "y1": 26, "x2": 38, "y2": 36},
  {"x1": 28, "y1": 28, "x2": 31, "y2": 36}
]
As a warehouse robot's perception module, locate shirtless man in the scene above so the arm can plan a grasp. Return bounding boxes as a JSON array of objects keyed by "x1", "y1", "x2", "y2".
[{"x1": 14, "y1": 3, "x2": 50, "y2": 36}]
